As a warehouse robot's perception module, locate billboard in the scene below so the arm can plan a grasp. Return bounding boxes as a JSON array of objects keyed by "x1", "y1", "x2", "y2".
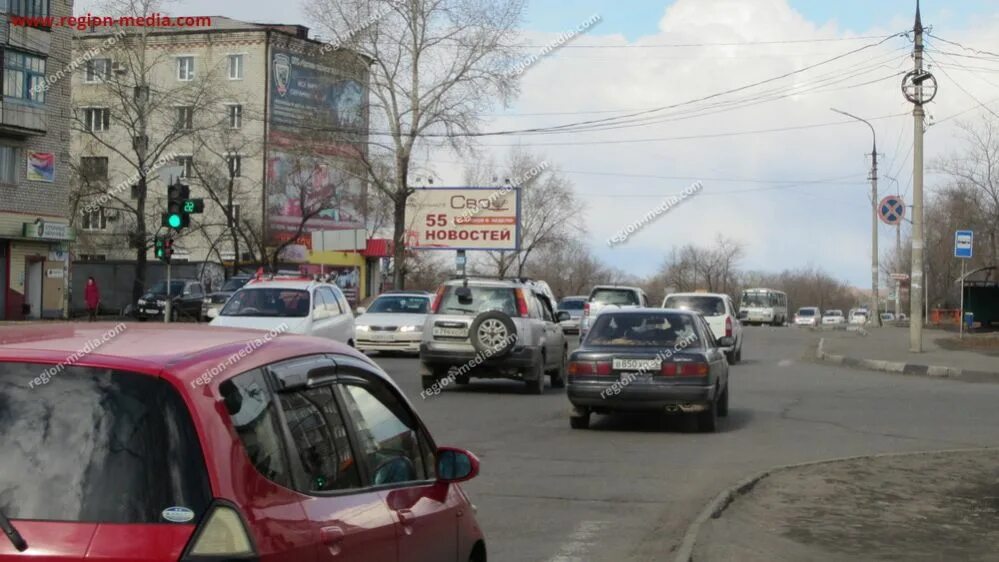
[
  {"x1": 266, "y1": 48, "x2": 367, "y2": 253},
  {"x1": 405, "y1": 187, "x2": 521, "y2": 251}
]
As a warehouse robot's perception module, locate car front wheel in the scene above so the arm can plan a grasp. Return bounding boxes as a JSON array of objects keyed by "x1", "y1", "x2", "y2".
[
  {"x1": 697, "y1": 397, "x2": 718, "y2": 432},
  {"x1": 570, "y1": 412, "x2": 590, "y2": 429},
  {"x1": 551, "y1": 349, "x2": 567, "y2": 388},
  {"x1": 525, "y1": 358, "x2": 545, "y2": 395}
]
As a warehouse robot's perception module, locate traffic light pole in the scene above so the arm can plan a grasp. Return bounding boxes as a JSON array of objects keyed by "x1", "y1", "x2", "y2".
[{"x1": 165, "y1": 261, "x2": 172, "y2": 324}]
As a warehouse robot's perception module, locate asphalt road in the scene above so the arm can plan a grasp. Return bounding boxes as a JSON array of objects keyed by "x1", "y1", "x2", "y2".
[{"x1": 371, "y1": 326, "x2": 999, "y2": 562}]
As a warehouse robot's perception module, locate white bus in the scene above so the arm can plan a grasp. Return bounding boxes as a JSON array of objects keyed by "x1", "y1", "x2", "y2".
[{"x1": 739, "y1": 288, "x2": 788, "y2": 326}]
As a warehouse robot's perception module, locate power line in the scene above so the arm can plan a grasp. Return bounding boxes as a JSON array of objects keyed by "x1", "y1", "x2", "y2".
[
  {"x1": 925, "y1": 32, "x2": 999, "y2": 60},
  {"x1": 924, "y1": 52, "x2": 999, "y2": 120},
  {"x1": 502, "y1": 34, "x2": 898, "y2": 49}
]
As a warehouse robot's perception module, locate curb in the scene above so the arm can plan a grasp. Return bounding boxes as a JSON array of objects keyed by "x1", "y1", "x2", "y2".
[
  {"x1": 814, "y1": 338, "x2": 998, "y2": 380},
  {"x1": 672, "y1": 447, "x2": 999, "y2": 562}
]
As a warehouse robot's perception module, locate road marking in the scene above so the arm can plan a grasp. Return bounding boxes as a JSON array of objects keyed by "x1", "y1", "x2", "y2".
[{"x1": 547, "y1": 520, "x2": 606, "y2": 562}]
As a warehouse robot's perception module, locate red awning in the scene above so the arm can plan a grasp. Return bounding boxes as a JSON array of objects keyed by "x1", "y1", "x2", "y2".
[{"x1": 363, "y1": 238, "x2": 393, "y2": 258}]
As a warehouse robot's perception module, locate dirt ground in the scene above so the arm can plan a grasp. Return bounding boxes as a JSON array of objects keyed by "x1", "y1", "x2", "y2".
[
  {"x1": 695, "y1": 450, "x2": 999, "y2": 561},
  {"x1": 937, "y1": 334, "x2": 999, "y2": 356}
]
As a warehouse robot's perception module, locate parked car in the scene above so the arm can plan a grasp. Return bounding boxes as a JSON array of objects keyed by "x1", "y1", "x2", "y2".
[
  {"x1": 210, "y1": 277, "x2": 356, "y2": 345},
  {"x1": 420, "y1": 276, "x2": 570, "y2": 394},
  {"x1": 202, "y1": 274, "x2": 253, "y2": 320},
  {"x1": 567, "y1": 309, "x2": 731, "y2": 432},
  {"x1": 557, "y1": 296, "x2": 587, "y2": 334},
  {"x1": 662, "y1": 292, "x2": 743, "y2": 364},
  {"x1": 794, "y1": 307, "x2": 820, "y2": 326},
  {"x1": 849, "y1": 309, "x2": 870, "y2": 325},
  {"x1": 881, "y1": 312, "x2": 896, "y2": 323},
  {"x1": 580, "y1": 285, "x2": 650, "y2": 338},
  {"x1": 0, "y1": 323, "x2": 486, "y2": 562},
  {"x1": 822, "y1": 309, "x2": 846, "y2": 325},
  {"x1": 355, "y1": 291, "x2": 432, "y2": 354},
  {"x1": 135, "y1": 278, "x2": 206, "y2": 321}
]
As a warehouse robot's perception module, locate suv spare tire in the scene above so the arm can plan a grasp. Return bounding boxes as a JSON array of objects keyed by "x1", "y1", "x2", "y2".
[{"x1": 469, "y1": 310, "x2": 518, "y2": 358}]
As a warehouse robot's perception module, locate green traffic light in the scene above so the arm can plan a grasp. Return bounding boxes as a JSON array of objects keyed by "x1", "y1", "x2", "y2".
[{"x1": 167, "y1": 214, "x2": 182, "y2": 228}]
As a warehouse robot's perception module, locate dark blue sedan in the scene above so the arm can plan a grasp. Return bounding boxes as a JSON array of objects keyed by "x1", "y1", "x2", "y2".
[{"x1": 566, "y1": 309, "x2": 731, "y2": 432}]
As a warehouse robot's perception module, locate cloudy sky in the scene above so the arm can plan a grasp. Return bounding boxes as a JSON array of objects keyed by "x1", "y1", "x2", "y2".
[{"x1": 86, "y1": 0, "x2": 999, "y2": 287}]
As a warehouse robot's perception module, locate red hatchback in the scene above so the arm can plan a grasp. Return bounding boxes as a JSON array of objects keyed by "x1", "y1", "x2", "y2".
[{"x1": 0, "y1": 323, "x2": 486, "y2": 562}]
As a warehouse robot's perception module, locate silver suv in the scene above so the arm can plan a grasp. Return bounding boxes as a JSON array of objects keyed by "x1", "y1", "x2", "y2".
[{"x1": 420, "y1": 277, "x2": 571, "y2": 394}]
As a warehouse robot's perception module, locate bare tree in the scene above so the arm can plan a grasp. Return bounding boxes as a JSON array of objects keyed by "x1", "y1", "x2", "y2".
[
  {"x1": 305, "y1": 0, "x2": 526, "y2": 288},
  {"x1": 72, "y1": 0, "x2": 229, "y2": 303}
]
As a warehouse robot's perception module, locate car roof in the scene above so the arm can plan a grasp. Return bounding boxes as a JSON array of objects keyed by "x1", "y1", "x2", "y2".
[
  {"x1": 560, "y1": 295, "x2": 587, "y2": 300},
  {"x1": 0, "y1": 323, "x2": 361, "y2": 387},
  {"x1": 373, "y1": 291, "x2": 430, "y2": 298},
  {"x1": 240, "y1": 279, "x2": 330, "y2": 290},
  {"x1": 595, "y1": 307, "x2": 694, "y2": 316},
  {"x1": 591, "y1": 285, "x2": 642, "y2": 292},
  {"x1": 665, "y1": 292, "x2": 727, "y2": 299}
]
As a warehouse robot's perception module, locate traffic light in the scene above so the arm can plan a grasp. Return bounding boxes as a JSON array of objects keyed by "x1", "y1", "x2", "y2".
[
  {"x1": 163, "y1": 182, "x2": 190, "y2": 229},
  {"x1": 154, "y1": 235, "x2": 173, "y2": 263}
]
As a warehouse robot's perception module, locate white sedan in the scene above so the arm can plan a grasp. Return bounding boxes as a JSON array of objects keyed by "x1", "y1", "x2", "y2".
[
  {"x1": 354, "y1": 292, "x2": 431, "y2": 354},
  {"x1": 209, "y1": 278, "x2": 356, "y2": 345},
  {"x1": 822, "y1": 310, "x2": 847, "y2": 325}
]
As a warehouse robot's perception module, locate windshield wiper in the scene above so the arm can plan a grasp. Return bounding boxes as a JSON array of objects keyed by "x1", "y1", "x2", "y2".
[{"x1": 0, "y1": 508, "x2": 27, "y2": 552}]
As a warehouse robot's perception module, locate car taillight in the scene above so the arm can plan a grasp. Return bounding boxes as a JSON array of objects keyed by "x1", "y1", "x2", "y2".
[
  {"x1": 725, "y1": 317, "x2": 733, "y2": 337},
  {"x1": 660, "y1": 363, "x2": 677, "y2": 376},
  {"x1": 567, "y1": 360, "x2": 612, "y2": 376},
  {"x1": 431, "y1": 286, "x2": 446, "y2": 313},
  {"x1": 182, "y1": 504, "x2": 256, "y2": 559},
  {"x1": 583, "y1": 302, "x2": 590, "y2": 316},
  {"x1": 679, "y1": 362, "x2": 709, "y2": 376},
  {"x1": 514, "y1": 288, "x2": 529, "y2": 318}
]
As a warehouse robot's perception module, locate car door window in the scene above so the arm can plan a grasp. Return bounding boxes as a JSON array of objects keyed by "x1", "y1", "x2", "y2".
[
  {"x1": 279, "y1": 385, "x2": 363, "y2": 492},
  {"x1": 219, "y1": 368, "x2": 293, "y2": 488},
  {"x1": 537, "y1": 294, "x2": 555, "y2": 323},
  {"x1": 699, "y1": 317, "x2": 720, "y2": 348},
  {"x1": 338, "y1": 382, "x2": 434, "y2": 486},
  {"x1": 312, "y1": 289, "x2": 328, "y2": 315},
  {"x1": 189, "y1": 283, "x2": 203, "y2": 298},
  {"x1": 319, "y1": 287, "x2": 342, "y2": 315}
]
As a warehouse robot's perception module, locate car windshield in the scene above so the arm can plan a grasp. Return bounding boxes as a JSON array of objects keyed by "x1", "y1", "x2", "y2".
[
  {"x1": 221, "y1": 277, "x2": 250, "y2": 292},
  {"x1": 797, "y1": 309, "x2": 816, "y2": 316},
  {"x1": 665, "y1": 295, "x2": 726, "y2": 316},
  {"x1": 826, "y1": 310, "x2": 843, "y2": 316},
  {"x1": 559, "y1": 299, "x2": 585, "y2": 310},
  {"x1": 741, "y1": 293, "x2": 771, "y2": 307},
  {"x1": 438, "y1": 286, "x2": 518, "y2": 316},
  {"x1": 220, "y1": 288, "x2": 311, "y2": 317},
  {"x1": 367, "y1": 296, "x2": 429, "y2": 314},
  {"x1": 149, "y1": 280, "x2": 184, "y2": 296},
  {"x1": 0, "y1": 362, "x2": 211, "y2": 523},
  {"x1": 585, "y1": 313, "x2": 703, "y2": 348},
  {"x1": 591, "y1": 289, "x2": 639, "y2": 306}
]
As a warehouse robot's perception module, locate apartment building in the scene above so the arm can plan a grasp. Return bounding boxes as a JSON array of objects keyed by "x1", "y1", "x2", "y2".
[
  {"x1": 71, "y1": 16, "x2": 372, "y2": 296},
  {"x1": 0, "y1": 0, "x2": 75, "y2": 320}
]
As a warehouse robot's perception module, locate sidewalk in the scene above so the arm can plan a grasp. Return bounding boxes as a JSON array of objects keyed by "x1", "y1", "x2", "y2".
[
  {"x1": 816, "y1": 326, "x2": 999, "y2": 381},
  {"x1": 692, "y1": 449, "x2": 999, "y2": 561}
]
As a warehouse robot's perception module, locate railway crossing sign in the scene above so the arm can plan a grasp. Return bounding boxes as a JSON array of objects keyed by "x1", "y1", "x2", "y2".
[{"x1": 878, "y1": 196, "x2": 905, "y2": 225}]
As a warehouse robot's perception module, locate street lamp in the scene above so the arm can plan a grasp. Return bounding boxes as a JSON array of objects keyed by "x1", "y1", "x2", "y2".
[{"x1": 831, "y1": 108, "x2": 882, "y2": 327}]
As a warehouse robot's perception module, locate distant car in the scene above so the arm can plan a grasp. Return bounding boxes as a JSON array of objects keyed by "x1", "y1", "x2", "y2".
[
  {"x1": 849, "y1": 309, "x2": 869, "y2": 325},
  {"x1": 794, "y1": 307, "x2": 820, "y2": 327},
  {"x1": 881, "y1": 312, "x2": 896, "y2": 323},
  {"x1": 662, "y1": 292, "x2": 743, "y2": 364},
  {"x1": 202, "y1": 274, "x2": 253, "y2": 320},
  {"x1": 557, "y1": 296, "x2": 587, "y2": 334},
  {"x1": 0, "y1": 323, "x2": 486, "y2": 562},
  {"x1": 567, "y1": 309, "x2": 731, "y2": 432},
  {"x1": 210, "y1": 277, "x2": 356, "y2": 345},
  {"x1": 822, "y1": 310, "x2": 846, "y2": 325},
  {"x1": 420, "y1": 276, "x2": 570, "y2": 394},
  {"x1": 136, "y1": 278, "x2": 206, "y2": 322},
  {"x1": 355, "y1": 291, "x2": 432, "y2": 354},
  {"x1": 898, "y1": 313, "x2": 908, "y2": 321},
  {"x1": 580, "y1": 285, "x2": 650, "y2": 338}
]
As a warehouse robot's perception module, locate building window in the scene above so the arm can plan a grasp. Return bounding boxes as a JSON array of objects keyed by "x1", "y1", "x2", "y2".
[
  {"x1": 227, "y1": 104, "x2": 242, "y2": 129},
  {"x1": 226, "y1": 155, "x2": 241, "y2": 178},
  {"x1": 80, "y1": 156, "x2": 108, "y2": 181},
  {"x1": 84, "y1": 58, "x2": 111, "y2": 83},
  {"x1": 0, "y1": 146, "x2": 19, "y2": 184},
  {"x1": 82, "y1": 208, "x2": 108, "y2": 231},
  {"x1": 176, "y1": 156, "x2": 193, "y2": 178},
  {"x1": 228, "y1": 54, "x2": 243, "y2": 80},
  {"x1": 5, "y1": 0, "x2": 51, "y2": 17},
  {"x1": 82, "y1": 108, "x2": 110, "y2": 132},
  {"x1": 176, "y1": 56, "x2": 194, "y2": 81},
  {"x1": 176, "y1": 106, "x2": 193, "y2": 130},
  {"x1": 4, "y1": 50, "x2": 47, "y2": 104}
]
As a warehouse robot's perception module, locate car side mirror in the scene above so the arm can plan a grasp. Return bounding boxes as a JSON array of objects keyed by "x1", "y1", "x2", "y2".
[
  {"x1": 717, "y1": 336, "x2": 735, "y2": 348},
  {"x1": 556, "y1": 311, "x2": 571, "y2": 322},
  {"x1": 355, "y1": 306, "x2": 366, "y2": 315},
  {"x1": 436, "y1": 446, "x2": 479, "y2": 483}
]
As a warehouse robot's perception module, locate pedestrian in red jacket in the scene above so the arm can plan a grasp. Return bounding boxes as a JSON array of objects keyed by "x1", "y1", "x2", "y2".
[{"x1": 84, "y1": 276, "x2": 100, "y2": 322}]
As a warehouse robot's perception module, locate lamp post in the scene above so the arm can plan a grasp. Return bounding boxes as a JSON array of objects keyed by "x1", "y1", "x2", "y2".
[{"x1": 832, "y1": 108, "x2": 881, "y2": 327}]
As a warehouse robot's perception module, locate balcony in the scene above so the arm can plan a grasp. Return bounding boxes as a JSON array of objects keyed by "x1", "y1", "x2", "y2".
[
  {"x1": 1, "y1": 16, "x2": 52, "y2": 55},
  {"x1": 0, "y1": 98, "x2": 46, "y2": 135}
]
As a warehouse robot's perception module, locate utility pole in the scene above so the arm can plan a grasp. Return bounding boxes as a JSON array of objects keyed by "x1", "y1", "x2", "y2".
[
  {"x1": 831, "y1": 108, "x2": 881, "y2": 327},
  {"x1": 902, "y1": 0, "x2": 937, "y2": 351}
]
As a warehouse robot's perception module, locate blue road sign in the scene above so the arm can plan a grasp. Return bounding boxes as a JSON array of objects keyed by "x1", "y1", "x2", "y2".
[
  {"x1": 879, "y1": 196, "x2": 905, "y2": 225},
  {"x1": 955, "y1": 230, "x2": 973, "y2": 259}
]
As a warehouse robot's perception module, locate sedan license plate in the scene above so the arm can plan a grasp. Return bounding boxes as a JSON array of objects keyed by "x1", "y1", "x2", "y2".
[
  {"x1": 612, "y1": 358, "x2": 661, "y2": 371},
  {"x1": 370, "y1": 332, "x2": 394, "y2": 341},
  {"x1": 433, "y1": 326, "x2": 468, "y2": 338},
  {"x1": 144, "y1": 309, "x2": 160, "y2": 315}
]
